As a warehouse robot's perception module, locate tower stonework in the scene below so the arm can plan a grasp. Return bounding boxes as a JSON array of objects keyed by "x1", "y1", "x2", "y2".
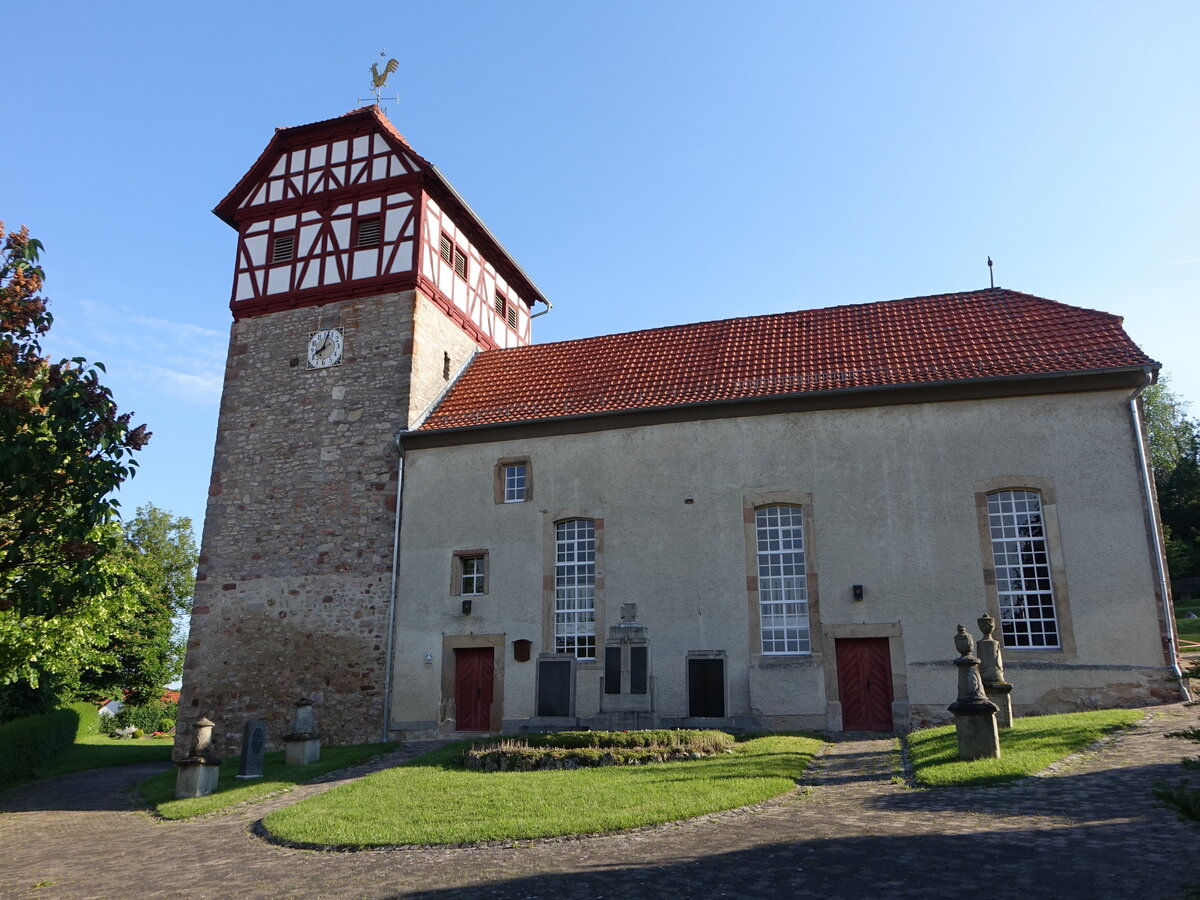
[{"x1": 178, "y1": 107, "x2": 546, "y2": 753}]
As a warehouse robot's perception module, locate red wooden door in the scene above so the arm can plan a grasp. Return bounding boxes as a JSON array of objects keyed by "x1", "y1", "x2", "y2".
[
  {"x1": 455, "y1": 647, "x2": 494, "y2": 731},
  {"x1": 835, "y1": 638, "x2": 894, "y2": 731}
]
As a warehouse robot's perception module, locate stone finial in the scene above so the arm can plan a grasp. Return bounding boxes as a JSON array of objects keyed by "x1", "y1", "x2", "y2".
[
  {"x1": 285, "y1": 697, "x2": 318, "y2": 740},
  {"x1": 978, "y1": 611, "x2": 996, "y2": 639},
  {"x1": 620, "y1": 603, "x2": 638, "y2": 622},
  {"x1": 176, "y1": 716, "x2": 222, "y2": 798},
  {"x1": 954, "y1": 624, "x2": 974, "y2": 658},
  {"x1": 188, "y1": 717, "x2": 216, "y2": 759}
]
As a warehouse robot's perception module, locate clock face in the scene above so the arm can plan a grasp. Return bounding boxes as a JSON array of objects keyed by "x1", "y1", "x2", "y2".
[{"x1": 306, "y1": 328, "x2": 344, "y2": 369}]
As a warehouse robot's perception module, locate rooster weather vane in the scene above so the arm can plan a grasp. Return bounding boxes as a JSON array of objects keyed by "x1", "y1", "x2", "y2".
[{"x1": 367, "y1": 51, "x2": 400, "y2": 107}]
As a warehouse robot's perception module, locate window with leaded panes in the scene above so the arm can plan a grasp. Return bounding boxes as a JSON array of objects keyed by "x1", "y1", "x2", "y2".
[
  {"x1": 755, "y1": 505, "x2": 810, "y2": 654},
  {"x1": 555, "y1": 518, "x2": 596, "y2": 659},
  {"x1": 987, "y1": 489, "x2": 1060, "y2": 648}
]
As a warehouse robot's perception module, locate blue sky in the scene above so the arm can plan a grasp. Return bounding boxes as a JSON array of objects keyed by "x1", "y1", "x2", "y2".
[{"x1": 7, "y1": 1, "x2": 1198, "y2": 537}]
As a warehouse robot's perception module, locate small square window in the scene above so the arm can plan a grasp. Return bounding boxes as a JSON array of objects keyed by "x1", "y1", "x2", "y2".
[
  {"x1": 439, "y1": 233, "x2": 453, "y2": 264},
  {"x1": 494, "y1": 457, "x2": 532, "y2": 504},
  {"x1": 452, "y1": 550, "x2": 489, "y2": 596},
  {"x1": 460, "y1": 555, "x2": 486, "y2": 595},
  {"x1": 453, "y1": 247, "x2": 468, "y2": 279},
  {"x1": 271, "y1": 233, "x2": 295, "y2": 264},
  {"x1": 356, "y1": 217, "x2": 381, "y2": 247},
  {"x1": 504, "y1": 465, "x2": 527, "y2": 502}
]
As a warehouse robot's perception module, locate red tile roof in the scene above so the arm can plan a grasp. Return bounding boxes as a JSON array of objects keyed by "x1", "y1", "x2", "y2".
[{"x1": 418, "y1": 289, "x2": 1155, "y2": 431}]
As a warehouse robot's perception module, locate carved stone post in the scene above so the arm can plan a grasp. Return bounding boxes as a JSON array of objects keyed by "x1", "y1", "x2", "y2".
[
  {"x1": 174, "y1": 717, "x2": 222, "y2": 798},
  {"x1": 283, "y1": 698, "x2": 321, "y2": 765},
  {"x1": 977, "y1": 612, "x2": 1013, "y2": 728},
  {"x1": 948, "y1": 625, "x2": 1001, "y2": 761}
]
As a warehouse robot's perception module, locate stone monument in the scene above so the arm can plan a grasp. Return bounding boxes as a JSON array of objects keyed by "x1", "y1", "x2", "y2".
[
  {"x1": 236, "y1": 718, "x2": 268, "y2": 779},
  {"x1": 948, "y1": 625, "x2": 1001, "y2": 761},
  {"x1": 283, "y1": 698, "x2": 320, "y2": 765},
  {"x1": 174, "y1": 717, "x2": 222, "y2": 798},
  {"x1": 976, "y1": 612, "x2": 1013, "y2": 728}
]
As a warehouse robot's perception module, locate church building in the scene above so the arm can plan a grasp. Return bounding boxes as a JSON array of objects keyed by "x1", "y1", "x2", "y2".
[{"x1": 178, "y1": 106, "x2": 1184, "y2": 751}]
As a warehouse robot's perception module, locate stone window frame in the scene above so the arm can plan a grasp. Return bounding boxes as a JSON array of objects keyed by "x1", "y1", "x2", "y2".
[
  {"x1": 494, "y1": 456, "x2": 532, "y2": 504},
  {"x1": 451, "y1": 549, "x2": 488, "y2": 597},
  {"x1": 541, "y1": 508, "x2": 604, "y2": 665},
  {"x1": 743, "y1": 490, "x2": 822, "y2": 666},
  {"x1": 974, "y1": 476, "x2": 1076, "y2": 659}
]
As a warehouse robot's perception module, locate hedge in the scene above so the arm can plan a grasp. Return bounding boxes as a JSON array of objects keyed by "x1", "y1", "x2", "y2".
[{"x1": 0, "y1": 707, "x2": 80, "y2": 790}]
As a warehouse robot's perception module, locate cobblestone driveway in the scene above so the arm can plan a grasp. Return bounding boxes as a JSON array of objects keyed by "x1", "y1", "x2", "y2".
[{"x1": 2, "y1": 705, "x2": 1198, "y2": 899}]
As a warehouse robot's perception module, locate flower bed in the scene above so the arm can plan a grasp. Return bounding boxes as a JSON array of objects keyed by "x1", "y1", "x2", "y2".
[{"x1": 461, "y1": 729, "x2": 734, "y2": 771}]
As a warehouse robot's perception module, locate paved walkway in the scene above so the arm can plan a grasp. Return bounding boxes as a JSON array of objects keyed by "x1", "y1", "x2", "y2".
[{"x1": 2, "y1": 706, "x2": 1199, "y2": 899}]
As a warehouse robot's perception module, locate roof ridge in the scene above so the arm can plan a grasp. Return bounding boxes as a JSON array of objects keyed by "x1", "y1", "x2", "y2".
[{"x1": 475, "y1": 288, "x2": 1106, "y2": 357}]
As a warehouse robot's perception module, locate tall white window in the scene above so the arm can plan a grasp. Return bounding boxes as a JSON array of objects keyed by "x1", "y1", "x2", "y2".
[
  {"x1": 504, "y1": 464, "x2": 527, "y2": 502},
  {"x1": 756, "y1": 505, "x2": 810, "y2": 654},
  {"x1": 555, "y1": 518, "x2": 596, "y2": 658},
  {"x1": 988, "y1": 489, "x2": 1060, "y2": 648}
]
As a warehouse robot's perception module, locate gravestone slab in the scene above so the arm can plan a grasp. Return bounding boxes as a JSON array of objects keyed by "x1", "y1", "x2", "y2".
[{"x1": 237, "y1": 719, "x2": 267, "y2": 779}]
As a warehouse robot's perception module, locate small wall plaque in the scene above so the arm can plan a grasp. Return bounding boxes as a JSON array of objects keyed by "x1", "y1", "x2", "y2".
[{"x1": 513, "y1": 639, "x2": 532, "y2": 662}]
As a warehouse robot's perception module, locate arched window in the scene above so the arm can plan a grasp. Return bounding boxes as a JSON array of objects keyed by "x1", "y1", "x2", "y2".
[
  {"x1": 555, "y1": 518, "x2": 596, "y2": 658},
  {"x1": 987, "y1": 489, "x2": 1060, "y2": 648},
  {"x1": 755, "y1": 505, "x2": 810, "y2": 654}
]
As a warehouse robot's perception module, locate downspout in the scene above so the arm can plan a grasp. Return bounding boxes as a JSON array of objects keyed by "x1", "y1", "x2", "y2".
[
  {"x1": 530, "y1": 297, "x2": 553, "y2": 319},
  {"x1": 381, "y1": 431, "x2": 406, "y2": 741},
  {"x1": 1130, "y1": 370, "x2": 1190, "y2": 701}
]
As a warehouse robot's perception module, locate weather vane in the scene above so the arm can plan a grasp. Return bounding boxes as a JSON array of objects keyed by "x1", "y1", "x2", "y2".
[{"x1": 361, "y1": 49, "x2": 400, "y2": 109}]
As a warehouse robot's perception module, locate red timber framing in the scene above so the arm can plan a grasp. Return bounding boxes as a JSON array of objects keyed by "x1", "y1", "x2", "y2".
[{"x1": 213, "y1": 106, "x2": 545, "y2": 349}]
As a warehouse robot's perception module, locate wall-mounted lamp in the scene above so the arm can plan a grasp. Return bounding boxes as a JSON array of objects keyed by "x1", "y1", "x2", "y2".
[
  {"x1": 852, "y1": 584, "x2": 864, "y2": 601},
  {"x1": 461, "y1": 599, "x2": 473, "y2": 615}
]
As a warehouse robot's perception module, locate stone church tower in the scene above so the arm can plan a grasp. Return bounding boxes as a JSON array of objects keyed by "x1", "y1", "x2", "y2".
[{"x1": 178, "y1": 106, "x2": 548, "y2": 751}]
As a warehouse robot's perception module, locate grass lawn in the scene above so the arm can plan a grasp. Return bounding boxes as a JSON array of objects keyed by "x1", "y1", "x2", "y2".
[
  {"x1": 35, "y1": 733, "x2": 175, "y2": 780},
  {"x1": 907, "y1": 708, "x2": 1142, "y2": 787},
  {"x1": 261, "y1": 734, "x2": 823, "y2": 847},
  {"x1": 138, "y1": 743, "x2": 395, "y2": 819}
]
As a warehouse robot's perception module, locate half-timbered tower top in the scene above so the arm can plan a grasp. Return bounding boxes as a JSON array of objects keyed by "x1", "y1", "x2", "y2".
[{"x1": 214, "y1": 105, "x2": 547, "y2": 349}]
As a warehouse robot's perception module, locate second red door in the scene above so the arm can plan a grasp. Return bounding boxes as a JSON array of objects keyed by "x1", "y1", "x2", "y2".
[{"x1": 455, "y1": 647, "x2": 494, "y2": 731}]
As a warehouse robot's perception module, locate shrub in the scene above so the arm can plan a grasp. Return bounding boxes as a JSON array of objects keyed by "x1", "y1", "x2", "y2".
[
  {"x1": 521, "y1": 729, "x2": 733, "y2": 752},
  {"x1": 101, "y1": 699, "x2": 177, "y2": 737},
  {"x1": 462, "y1": 730, "x2": 736, "y2": 771},
  {"x1": 0, "y1": 707, "x2": 80, "y2": 789}
]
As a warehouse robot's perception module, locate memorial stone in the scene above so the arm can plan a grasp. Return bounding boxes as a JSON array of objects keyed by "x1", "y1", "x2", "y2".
[{"x1": 237, "y1": 718, "x2": 268, "y2": 779}]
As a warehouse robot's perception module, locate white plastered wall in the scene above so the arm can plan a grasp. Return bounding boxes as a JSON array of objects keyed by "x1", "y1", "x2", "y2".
[{"x1": 388, "y1": 388, "x2": 1171, "y2": 735}]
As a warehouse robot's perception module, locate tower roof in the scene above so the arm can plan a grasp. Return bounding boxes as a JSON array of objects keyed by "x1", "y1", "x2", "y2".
[
  {"x1": 213, "y1": 106, "x2": 547, "y2": 310},
  {"x1": 417, "y1": 288, "x2": 1155, "y2": 432}
]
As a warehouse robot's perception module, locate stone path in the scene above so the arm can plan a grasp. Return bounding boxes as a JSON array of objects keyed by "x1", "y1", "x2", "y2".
[{"x1": 2, "y1": 707, "x2": 1199, "y2": 899}]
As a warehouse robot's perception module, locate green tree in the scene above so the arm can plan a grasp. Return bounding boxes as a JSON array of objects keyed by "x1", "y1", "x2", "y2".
[
  {"x1": 80, "y1": 504, "x2": 197, "y2": 704},
  {"x1": 0, "y1": 222, "x2": 150, "y2": 689},
  {"x1": 1143, "y1": 376, "x2": 1200, "y2": 581}
]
